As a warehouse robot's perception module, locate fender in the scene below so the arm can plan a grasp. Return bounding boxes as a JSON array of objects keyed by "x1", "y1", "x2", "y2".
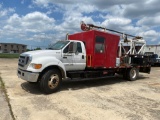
[{"x1": 26, "y1": 56, "x2": 66, "y2": 78}]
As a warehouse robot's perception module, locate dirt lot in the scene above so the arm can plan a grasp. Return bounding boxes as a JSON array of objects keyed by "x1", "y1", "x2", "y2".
[{"x1": 0, "y1": 59, "x2": 160, "y2": 120}]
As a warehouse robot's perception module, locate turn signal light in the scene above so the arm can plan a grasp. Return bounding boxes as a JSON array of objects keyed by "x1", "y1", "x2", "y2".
[{"x1": 33, "y1": 64, "x2": 42, "y2": 69}]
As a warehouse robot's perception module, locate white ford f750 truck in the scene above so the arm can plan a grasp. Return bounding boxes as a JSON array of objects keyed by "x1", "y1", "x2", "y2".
[{"x1": 18, "y1": 22, "x2": 151, "y2": 94}]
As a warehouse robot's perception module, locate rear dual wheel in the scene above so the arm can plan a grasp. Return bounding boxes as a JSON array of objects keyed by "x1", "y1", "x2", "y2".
[
  {"x1": 123, "y1": 67, "x2": 139, "y2": 81},
  {"x1": 128, "y1": 67, "x2": 139, "y2": 81}
]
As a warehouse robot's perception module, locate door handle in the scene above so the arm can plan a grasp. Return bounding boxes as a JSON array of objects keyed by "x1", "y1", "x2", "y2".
[
  {"x1": 82, "y1": 55, "x2": 84, "y2": 59},
  {"x1": 63, "y1": 56, "x2": 67, "y2": 59}
]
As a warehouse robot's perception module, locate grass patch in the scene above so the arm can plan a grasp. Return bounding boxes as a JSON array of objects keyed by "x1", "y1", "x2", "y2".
[
  {"x1": 0, "y1": 53, "x2": 19, "y2": 58},
  {"x1": 0, "y1": 77, "x2": 5, "y2": 90},
  {"x1": 0, "y1": 77, "x2": 16, "y2": 120}
]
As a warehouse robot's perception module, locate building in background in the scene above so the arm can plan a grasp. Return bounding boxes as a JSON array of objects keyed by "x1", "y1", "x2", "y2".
[
  {"x1": 0, "y1": 43, "x2": 27, "y2": 54},
  {"x1": 145, "y1": 45, "x2": 160, "y2": 57}
]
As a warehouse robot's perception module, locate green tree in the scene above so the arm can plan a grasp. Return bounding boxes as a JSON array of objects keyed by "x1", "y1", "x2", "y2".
[{"x1": 34, "y1": 47, "x2": 41, "y2": 50}]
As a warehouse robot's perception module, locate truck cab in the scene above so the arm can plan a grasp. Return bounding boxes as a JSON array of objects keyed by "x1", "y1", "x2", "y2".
[
  {"x1": 52, "y1": 40, "x2": 86, "y2": 71},
  {"x1": 18, "y1": 40, "x2": 86, "y2": 79},
  {"x1": 18, "y1": 40, "x2": 87, "y2": 93}
]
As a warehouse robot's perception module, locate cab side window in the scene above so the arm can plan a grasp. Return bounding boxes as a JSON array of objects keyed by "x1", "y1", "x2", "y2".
[
  {"x1": 63, "y1": 45, "x2": 69, "y2": 53},
  {"x1": 63, "y1": 42, "x2": 82, "y2": 53},
  {"x1": 77, "y1": 42, "x2": 82, "y2": 53},
  {"x1": 63, "y1": 42, "x2": 74, "y2": 53}
]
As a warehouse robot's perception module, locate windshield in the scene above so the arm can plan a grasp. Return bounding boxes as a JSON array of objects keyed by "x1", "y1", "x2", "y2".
[{"x1": 50, "y1": 41, "x2": 69, "y2": 50}]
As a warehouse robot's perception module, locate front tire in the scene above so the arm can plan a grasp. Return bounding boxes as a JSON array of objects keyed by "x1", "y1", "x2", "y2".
[{"x1": 39, "y1": 69, "x2": 62, "y2": 94}]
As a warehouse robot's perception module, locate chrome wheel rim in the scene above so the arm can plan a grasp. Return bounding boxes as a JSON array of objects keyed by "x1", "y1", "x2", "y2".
[
  {"x1": 48, "y1": 74, "x2": 59, "y2": 89},
  {"x1": 131, "y1": 69, "x2": 136, "y2": 78}
]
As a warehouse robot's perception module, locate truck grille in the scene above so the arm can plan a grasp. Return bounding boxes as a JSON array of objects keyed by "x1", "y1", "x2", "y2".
[{"x1": 18, "y1": 55, "x2": 30, "y2": 67}]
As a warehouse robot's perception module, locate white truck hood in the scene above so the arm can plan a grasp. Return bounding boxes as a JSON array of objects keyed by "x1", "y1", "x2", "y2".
[
  {"x1": 18, "y1": 49, "x2": 64, "y2": 72},
  {"x1": 21, "y1": 50, "x2": 62, "y2": 59}
]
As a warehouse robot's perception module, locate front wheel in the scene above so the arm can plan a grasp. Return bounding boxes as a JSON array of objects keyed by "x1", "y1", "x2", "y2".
[
  {"x1": 127, "y1": 67, "x2": 139, "y2": 81},
  {"x1": 39, "y1": 69, "x2": 62, "y2": 94}
]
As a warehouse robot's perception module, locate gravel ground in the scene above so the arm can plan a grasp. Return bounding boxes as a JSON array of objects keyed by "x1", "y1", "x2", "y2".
[
  {"x1": 0, "y1": 58, "x2": 160, "y2": 120},
  {"x1": 0, "y1": 80, "x2": 12, "y2": 120}
]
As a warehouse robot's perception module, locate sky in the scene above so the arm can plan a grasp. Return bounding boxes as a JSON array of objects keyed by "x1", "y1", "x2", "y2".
[{"x1": 0, "y1": 0, "x2": 160, "y2": 49}]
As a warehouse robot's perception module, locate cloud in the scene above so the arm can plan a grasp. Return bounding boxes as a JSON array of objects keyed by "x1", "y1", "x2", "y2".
[
  {"x1": 0, "y1": 4, "x2": 15, "y2": 18},
  {"x1": 100, "y1": 16, "x2": 140, "y2": 35},
  {"x1": 139, "y1": 30, "x2": 159, "y2": 38},
  {"x1": 1, "y1": 0, "x2": 160, "y2": 46},
  {"x1": 22, "y1": 11, "x2": 55, "y2": 31},
  {"x1": 122, "y1": 0, "x2": 160, "y2": 18},
  {"x1": 139, "y1": 30, "x2": 160, "y2": 42},
  {"x1": 26, "y1": 33, "x2": 53, "y2": 41},
  {"x1": 7, "y1": 14, "x2": 21, "y2": 26},
  {"x1": 102, "y1": 16, "x2": 131, "y2": 27},
  {"x1": 137, "y1": 15, "x2": 160, "y2": 27},
  {"x1": 6, "y1": 11, "x2": 55, "y2": 32},
  {"x1": 31, "y1": 0, "x2": 160, "y2": 19},
  {"x1": 1, "y1": 11, "x2": 55, "y2": 41}
]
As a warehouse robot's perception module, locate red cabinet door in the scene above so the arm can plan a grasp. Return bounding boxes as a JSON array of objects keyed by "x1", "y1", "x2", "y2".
[{"x1": 94, "y1": 36, "x2": 106, "y2": 67}]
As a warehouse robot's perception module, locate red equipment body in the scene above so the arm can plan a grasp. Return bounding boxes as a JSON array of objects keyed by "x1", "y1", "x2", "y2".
[{"x1": 69, "y1": 30, "x2": 120, "y2": 68}]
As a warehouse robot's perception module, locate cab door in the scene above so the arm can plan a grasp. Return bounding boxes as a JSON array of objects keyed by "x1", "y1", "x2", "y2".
[
  {"x1": 62, "y1": 41, "x2": 86, "y2": 71},
  {"x1": 73, "y1": 42, "x2": 86, "y2": 70},
  {"x1": 94, "y1": 36, "x2": 106, "y2": 67},
  {"x1": 62, "y1": 42, "x2": 74, "y2": 71}
]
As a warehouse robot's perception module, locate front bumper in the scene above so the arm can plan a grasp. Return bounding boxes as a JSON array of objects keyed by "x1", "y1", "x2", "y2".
[{"x1": 17, "y1": 69, "x2": 39, "y2": 82}]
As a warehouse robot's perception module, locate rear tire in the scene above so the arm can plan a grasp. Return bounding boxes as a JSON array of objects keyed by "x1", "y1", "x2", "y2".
[
  {"x1": 39, "y1": 69, "x2": 62, "y2": 94},
  {"x1": 127, "y1": 67, "x2": 139, "y2": 81}
]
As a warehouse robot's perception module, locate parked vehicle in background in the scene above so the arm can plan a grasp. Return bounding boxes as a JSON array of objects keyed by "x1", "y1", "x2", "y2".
[
  {"x1": 145, "y1": 45, "x2": 160, "y2": 57},
  {"x1": 150, "y1": 54, "x2": 160, "y2": 66}
]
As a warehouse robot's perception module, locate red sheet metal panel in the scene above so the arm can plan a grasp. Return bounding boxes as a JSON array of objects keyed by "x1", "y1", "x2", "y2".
[{"x1": 69, "y1": 30, "x2": 120, "y2": 68}]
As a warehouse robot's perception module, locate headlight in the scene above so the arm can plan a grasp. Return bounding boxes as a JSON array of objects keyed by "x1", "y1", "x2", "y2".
[
  {"x1": 26, "y1": 55, "x2": 32, "y2": 64},
  {"x1": 31, "y1": 63, "x2": 42, "y2": 69}
]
